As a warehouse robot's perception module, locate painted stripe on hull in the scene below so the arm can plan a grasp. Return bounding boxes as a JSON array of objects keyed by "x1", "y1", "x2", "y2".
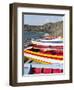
[
  {"x1": 24, "y1": 53, "x2": 64, "y2": 64},
  {"x1": 24, "y1": 50, "x2": 63, "y2": 60},
  {"x1": 32, "y1": 41, "x2": 64, "y2": 46},
  {"x1": 32, "y1": 44, "x2": 63, "y2": 49}
]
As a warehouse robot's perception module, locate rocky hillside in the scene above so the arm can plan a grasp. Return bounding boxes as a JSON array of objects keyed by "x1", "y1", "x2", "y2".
[{"x1": 24, "y1": 21, "x2": 63, "y2": 36}]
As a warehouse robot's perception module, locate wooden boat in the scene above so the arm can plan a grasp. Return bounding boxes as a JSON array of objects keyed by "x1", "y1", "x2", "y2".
[
  {"x1": 24, "y1": 36, "x2": 63, "y2": 64},
  {"x1": 24, "y1": 63, "x2": 63, "y2": 74}
]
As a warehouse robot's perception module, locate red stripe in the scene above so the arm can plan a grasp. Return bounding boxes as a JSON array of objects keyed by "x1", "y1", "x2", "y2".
[
  {"x1": 43, "y1": 50, "x2": 63, "y2": 55},
  {"x1": 53, "y1": 69, "x2": 63, "y2": 73},
  {"x1": 43, "y1": 68, "x2": 53, "y2": 74},
  {"x1": 29, "y1": 48, "x2": 63, "y2": 56},
  {"x1": 32, "y1": 68, "x2": 42, "y2": 74},
  {"x1": 31, "y1": 68, "x2": 63, "y2": 74},
  {"x1": 32, "y1": 44, "x2": 63, "y2": 49}
]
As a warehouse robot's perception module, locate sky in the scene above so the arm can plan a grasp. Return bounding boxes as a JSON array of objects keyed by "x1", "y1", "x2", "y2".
[{"x1": 24, "y1": 14, "x2": 63, "y2": 25}]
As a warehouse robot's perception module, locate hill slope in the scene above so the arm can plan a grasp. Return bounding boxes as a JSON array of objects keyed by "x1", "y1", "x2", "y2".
[{"x1": 24, "y1": 21, "x2": 63, "y2": 36}]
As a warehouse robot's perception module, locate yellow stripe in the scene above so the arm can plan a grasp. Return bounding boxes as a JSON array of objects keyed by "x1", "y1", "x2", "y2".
[
  {"x1": 24, "y1": 56, "x2": 51, "y2": 64},
  {"x1": 24, "y1": 50, "x2": 63, "y2": 58}
]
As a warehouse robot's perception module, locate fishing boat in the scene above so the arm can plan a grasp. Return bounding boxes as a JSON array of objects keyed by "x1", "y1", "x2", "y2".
[
  {"x1": 31, "y1": 36, "x2": 63, "y2": 46},
  {"x1": 24, "y1": 36, "x2": 64, "y2": 64},
  {"x1": 24, "y1": 63, "x2": 63, "y2": 74}
]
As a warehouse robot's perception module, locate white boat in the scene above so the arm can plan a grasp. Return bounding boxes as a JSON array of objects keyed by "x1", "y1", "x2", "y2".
[
  {"x1": 23, "y1": 63, "x2": 63, "y2": 74},
  {"x1": 31, "y1": 37, "x2": 63, "y2": 46},
  {"x1": 24, "y1": 63, "x2": 63, "y2": 69},
  {"x1": 39, "y1": 37, "x2": 63, "y2": 42},
  {"x1": 31, "y1": 40, "x2": 63, "y2": 46}
]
